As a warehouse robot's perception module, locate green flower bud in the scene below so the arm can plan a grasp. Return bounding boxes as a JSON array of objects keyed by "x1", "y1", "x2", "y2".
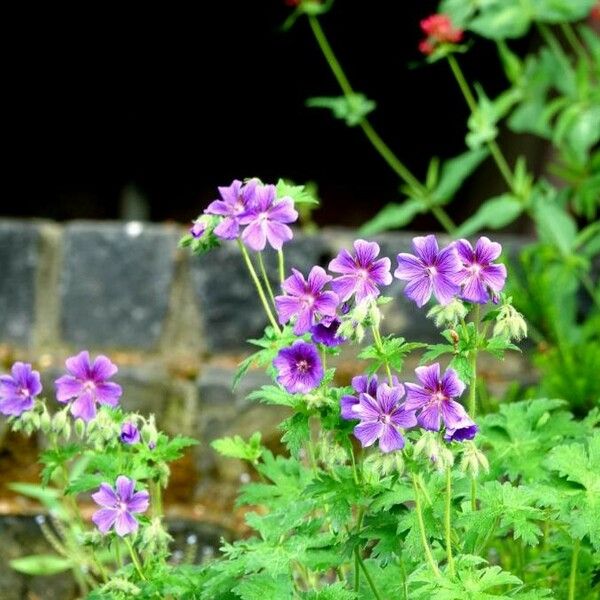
[
  {"x1": 141, "y1": 416, "x2": 158, "y2": 446},
  {"x1": 493, "y1": 302, "x2": 527, "y2": 341},
  {"x1": 74, "y1": 418, "x2": 86, "y2": 439},
  {"x1": 427, "y1": 298, "x2": 468, "y2": 328},
  {"x1": 39, "y1": 408, "x2": 52, "y2": 434},
  {"x1": 460, "y1": 442, "x2": 489, "y2": 477}
]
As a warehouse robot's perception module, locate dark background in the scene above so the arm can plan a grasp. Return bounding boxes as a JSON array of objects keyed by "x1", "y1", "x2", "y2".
[{"x1": 5, "y1": 1, "x2": 532, "y2": 228}]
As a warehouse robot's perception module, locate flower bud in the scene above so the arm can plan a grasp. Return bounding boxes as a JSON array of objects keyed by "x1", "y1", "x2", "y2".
[
  {"x1": 139, "y1": 517, "x2": 173, "y2": 555},
  {"x1": 40, "y1": 408, "x2": 51, "y2": 434},
  {"x1": 493, "y1": 302, "x2": 527, "y2": 341},
  {"x1": 369, "y1": 303, "x2": 382, "y2": 329},
  {"x1": 363, "y1": 451, "x2": 404, "y2": 482},
  {"x1": 52, "y1": 408, "x2": 68, "y2": 434},
  {"x1": 413, "y1": 431, "x2": 454, "y2": 471},
  {"x1": 141, "y1": 416, "x2": 158, "y2": 447},
  {"x1": 460, "y1": 442, "x2": 489, "y2": 477},
  {"x1": 427, "y1": 298, "x2": 468, "y2": 328},
  {"x1": 74, "y1": 418, "x2": 86, "y2": 439}
]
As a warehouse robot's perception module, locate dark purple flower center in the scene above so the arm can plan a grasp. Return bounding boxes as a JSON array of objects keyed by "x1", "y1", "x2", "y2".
[{"x1": 296, "y1": 359, "x2": 310, "y2": 373}]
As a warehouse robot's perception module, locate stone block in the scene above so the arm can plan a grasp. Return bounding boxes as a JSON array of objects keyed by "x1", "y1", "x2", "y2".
[
  {"x1": 0, "y1": 220, "x2": 40, "y2": 345},
  {"x1": 59, "y1": 222, "x2": 179, "y2": 349}
]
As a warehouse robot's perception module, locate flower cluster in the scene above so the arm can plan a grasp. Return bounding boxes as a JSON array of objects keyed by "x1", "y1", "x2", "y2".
[
  {"x1": 395, "y1": 235, "x2": 506, "y2": 307},
  {"x1": 191, "y1": 178, "x2": 299, "y2": 251},
  {"x1": 418, "y1": 13, "x2": 464, "y2": 55}
]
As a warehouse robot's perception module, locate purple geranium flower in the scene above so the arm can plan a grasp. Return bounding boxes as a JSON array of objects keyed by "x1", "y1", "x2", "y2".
[
  {"x1": 190, "y1": 220, "x2": 207, "y2": 239},
  {"x1": 352, "y1": 383, "x2": 417, "y2": 453},
  {"x1": 273, "y1": 341, "x2": 324, "y2": 394},
  {"x1": 204, "y1": 179, "x2": 255, "y2": 240},
  {"x1": 238, "y1": 183, "x2": 298, "y2": 251},
  {"x1": 395, "y1": 235, "x2": 463, "y2": 307},
  {"x1": 55, "y1": 351, "x2": 122, "y2": 422},
  {"x1": 310, "y1": 316, "x2": 345, "y2": 347},
  {"x1": 404, "y1": 363, "x2": 472, "y2": 433},
  {"x1": 0, "y1": 362, "x2": 42, "y2": 417},
  {"x1": 275, "y1": 266, "x2": 339, "y2": 335},
  {"x1": 328, "y1": 239, "x2": 392, "y2": 303},
  {"x1": 340, "y1": 374, "x2": 399, "y2": 420},
  {"x1": 444, "y1": 422, "x2": 478, "y2": 442},
  {"x1": 120, "y1": 422, "x2": 140, "y2": 445},
  {"x1": 91, "y1": 476, "x2": 149, "y2": 536},
  {"x1": 455, "y1": 237, "x2": 507, "y2": 304}
]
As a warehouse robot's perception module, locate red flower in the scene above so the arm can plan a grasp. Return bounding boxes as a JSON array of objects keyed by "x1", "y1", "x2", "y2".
[
  {"x1": 592, "y1": 1, "x2": 600, "y2": 21},
  {"x1": 419, "y1": 13, "x2": 463, "y2": 55}
]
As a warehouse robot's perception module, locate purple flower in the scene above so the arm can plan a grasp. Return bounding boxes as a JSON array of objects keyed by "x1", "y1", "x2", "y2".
[
  {"x1": 273, "y1": 341, "x2": 324, "y2": 394},
  {"x1": 91, "y1": 476, "x2": 149, "y2": 536},
  {"x1": 55, "y1": 351, "x2": 122, "y2": 422},
  {"x1": 0, "y1": 362, "x2": 42, "y2": 417},
  {"x1": 190, "y1": 220, "x2": 207, "y2": 239},
  {"x1": 352, "y1": 383, "x2": 417, "y2": 453},
  {"x1": 444, "y1": 422, "x2": 478, "y2": 442},
  {"x1": 328, "y1": 239, "x2": 392, "y2": 303},
  {"x1": 340, "y1": 374, "x2": 399, "y2": 420},
  {"x1": 205, "y1": 179, "x2": 254, "y2": 240},
  {"x1": 455, "y1": 237, "x2": 507, "y2": 304},
  {"x1": 404, "y1": 363, "x2": 472, "y2": 433},
  {"x1": 310, "y1": 317, "x2": 345, "y2": 347},
  {"x1": 238, "y1": 184, "x2": 298, "y2": 251},
  {"x1": 394, "y1": 235, "x2": 463, "y2": 307},
  {"x1": 120, "y1": 422, "x2": 140, "y2": 445},
  {"x1": 275, "y1": 266, "x2": 339, "y2": 335}
]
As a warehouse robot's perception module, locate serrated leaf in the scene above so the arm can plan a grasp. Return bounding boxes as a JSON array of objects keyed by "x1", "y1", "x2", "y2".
[
  {"x1": 211, "y1": 432, "x2": 263, "y2": 463},
  {"x1": 306, "y1": 94, "x2": 376, "y2": 127}
]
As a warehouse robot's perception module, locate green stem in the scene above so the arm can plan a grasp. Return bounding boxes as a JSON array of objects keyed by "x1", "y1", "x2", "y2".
[
  {"x1": 277, "y1": 249, "x2": 286, "y2": 286},
  {"x1": 560, "y1": 23, "x2": 590, "y2": 64},
  {"x1": 568, "y1": 538, "x2": 580, "y2": 600},
  {"x1": 445, "y1": 468, "x2": 456, "y2": 578},
  {"x1": 446, "y1": 55, "x2": 515, "y2": 192},
  {"x1": 114, "y1": 540, "x2": 123, "y2": 570},
  {"x1": 237, "y1": 240, "x2": 282, "y2": 334},
  {"x1": 411, "y1": 474, "x2": 441, "y2": 579},
  {"x1": 469, "y1": 304, "x2": 480, "y2": 512},
  {"x1": 124, "y1": 538, "x2": 147, "y2": 581},
  {"x1": 151, "y1": 480, "x2": 163, "y2": 519},
  {"x1": 537, "y1": 23, "x2": 572, "y2": 73},
  {"x1": 307, "y1": 14, "x2": 457, "y2": 234},
  {"x1": 356, "y1": 552, "x2": 384, "y2": 600},
  {"x1": 579, "y1": 273, "x2": 600, "y2": 312},
  {"x1": 354, "y1": 548, "x2": 360, "y2": 592},
  {"x1": 371, "y1": 324, "x2": 393, "y2": 385},
  {"x1": 257, "y1": 251, "x2": 277, "y2": 307}
]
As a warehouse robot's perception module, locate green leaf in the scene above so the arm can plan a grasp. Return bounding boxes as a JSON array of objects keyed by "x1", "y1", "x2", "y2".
[
  {"x1": 532, "y1": 197, "x2": 577, "y2": 255},
  {"x1": 466, "y1": 86, "x2": 500, "y2": 149},
  {"x1": 469, "y1": 0, "x2": 532, "y2": 40},
  {"x1": 211, "y1": 432, "x2": 263, "y2": 464},
  {"x1": 66, "y1": 473, "x2": 106, "y2": 495},
  {"x1": 276, "y1": 179, "x2": 319, "y2": 205},
  {"x1": 280, "y1": 413, "x2": 310, "y2": 458},
  {"x1": 360, "y1": 199, "x2": 424, "y2": 235},
  {"x1": 232, "y1": 573, "x2": 294, "y2": 600},
  {"x1": 358, "y1": 337, "x2": 426, "y2": 375},
  {"x1": 455, "y1": 194, "x2": 522, "y2": 237},
  {"x1": 10, "y1": 554, "x2": 73, "y2": 576},
  {"x1": 302, "y1": 583, "x2": 357, "y2": 599},
  {"x1": 306, "y1": 94, "x2": 376, "y2": 127},
  {"x1": 533, "y1": 0, "x2": 596, "y2": 23},
  {"x1": 432, "y1": 148, "x2": 489, "y2": 204},
  {"x1": 247, "y1": 385, "x2": 300, "y2": 408}
]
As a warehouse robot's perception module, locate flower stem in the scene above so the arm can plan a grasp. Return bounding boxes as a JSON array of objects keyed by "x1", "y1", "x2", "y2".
[
  {"x1": 411, "y1": 473, "x2": 441, "y2": 579},
  {"x1": 257, "y1": 251, "x2": 277, "y2": 307},
  {"x1": 468, "y1": 304, "x2": 480, "y2": 418},
  {"x1": 306, "y1": 14, "x2": 457, "y2": 235},
  {"x1": 445, "y1": 467, "x2": 456, "y2": 578},
  {"x1": 151, "y1": 480, "x2": 163, "y2": 519},
  {"x1": 124, "y1": 538, "x2": 147, "y2": 581},
  {"x1": 568, "y1": 538, "x2": 580, "y2": 600},
  {"x1": 277, "y1": 249, "x2": 286, "y2": 286},
  {"x1": 371, "y1": 324, "x2": 394, "y2": 385},
  {"x1": 446, "y1": 55, "x2": 515, "y2": 192},
  {"x1": 560, "y1": 23, "x2": 590, "y2": 64},
  {"x1": 114, "y1": 540, "x2": 123, "y2": 570},
  {"x1": 356, "y1": 551, "x2": 384, "y2": 600},
  {"x1": 237, "y1": 240, "x2": 282, "y2": 334}
]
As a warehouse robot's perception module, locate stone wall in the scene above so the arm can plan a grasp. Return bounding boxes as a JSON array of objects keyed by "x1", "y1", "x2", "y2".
[{"x1": 0, "y1": 220, "x2": 533, "y2": 498}]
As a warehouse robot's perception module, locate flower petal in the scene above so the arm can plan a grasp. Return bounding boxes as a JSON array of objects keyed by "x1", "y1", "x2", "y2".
[
  {"x1": 269, "y1": 199, "x2": 298, "y2": 224},
  {"x1": 92, "y1": 508, "x2": 118, "y2": 534},
  {"x1": 92, "y1": 483, "x2": 119, "y2": 508},
  {"x1": 403, "y1": 383, "x2": 431, "y2": 411},
  {"x1": 412, "y1": 235, "x2": 439, "y2": 264},
  {"x1": 241, "y1": 221, "x2": 267, "y2": 251},
  {"x1": 441, "y1": 368, "x2": 466, "y2": 399},
  {"x1": 127, "y1": 490, "x2": 150, "y2": 514},
  {"x1": 55, "y1": 375, "x2": 83, "y2": 402},
  {"x1": 354, "y1": 392, "x2": 382, "y2": 421},
  {"x1": 418, "y1": 403, "x2": 441, "y2": 431},
  {"x1": 340, "y1": 394, "x2": 359, "y2": 420},
  {"x1": 70, "y1": 391, "x2": 97, "y2": 421},
  {"x1": 65, "y1": 351, "x2": 92, "y2": 380},
  {"x1": 307, "y1": 266, "x2": 331, "y2": 294},
  {"x1": 116, "y1": 476, "x2": 135, "y2": 502},
  {"x1": 328, "y1": 249, "x2": 357, "y2": 275},
  {"x1": 265, "y1": 221, "x2": 293, "y2": 250},
  {"x1": 394, "y1": 253, "x2": 425, "y2": 281},
  {"x1": 415, "y1": 364, "x2": 441, "y2": 390},
  {"x1": 354, "y1": 239, "x2": 380, "y2": 267},
  {"x1": 95, "y1": 382, "x2": 122, "y2": 407},
  {"x1": 214, "y1": 217, "x2": 240, "y2": 240},
  {"x1": 114, "y1": 511, "x2": 139, "y2": 537},
  {"x1": 475, "y1": 236, "x2": 502, "y2": 264},
  {"x1": 404, "y1": 276, "x2": 433, "y2": 307},
  {"x1": 354, "y1": 421, "x2": 384, "y2": 448},
  {"x1": 379, "y1": 425, "x2": 405, "y2": 453}
]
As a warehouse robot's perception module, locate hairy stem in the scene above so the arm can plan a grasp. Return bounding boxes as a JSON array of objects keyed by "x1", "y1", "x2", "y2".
[
  {"x1": 257, "y1": 251, "x2": 277, "y2": 307},
  {"x1": 411, "y1": 473, "x2": 441, "y2": 579},
  {"x1": 307, "y1": 15, "x2": 457, "y2": 234},
  {"x1": 371, "y1": 324, "x2": 394, "y2": 385},
  {"x1": 446, "y1": 55, "x2": 515, "y2": 192},
  {"x1": 568, "y1": 538, "x2": 580, "y2": 600},
  {"x1": 124, "y1": 538, "x2": 147, "y2": 581},
  {"x1": 277, "y1": 249, "x2": 286, "y2": 286},
  {"x1": 469, "y1": 304, "x2": 480, "y2": 511},
  {"x1": 151, "y1": 480, "x2": 163, "y2": 519},
  {"x1": 237, "y1": 240, "x2": 281, "y2": 333},
  {"x1": 445, "y1": 468, "x2": 456, "y2": 578},
  {"x1": 356, "y1": 551, "x2": 384, "y2": 600}
]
